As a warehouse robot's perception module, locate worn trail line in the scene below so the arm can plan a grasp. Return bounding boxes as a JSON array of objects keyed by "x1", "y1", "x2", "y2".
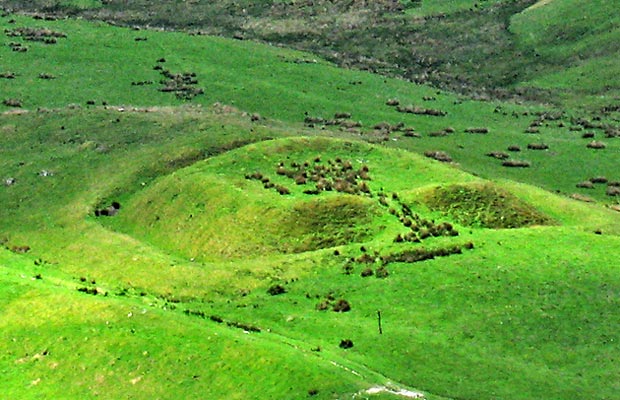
[
  {"x1": 1, "y1": 256, "x2": 453, "y2": 399},
  {"x1": 254, "y1": 328, "x2": 454, "y2": 400},
  {"x1": 527, "y1": 0, "x2": 555, "y2": 11}
]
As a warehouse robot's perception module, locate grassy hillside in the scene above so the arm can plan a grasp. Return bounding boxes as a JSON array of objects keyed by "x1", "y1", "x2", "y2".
[
  {"x1": 0, "y1": 248, "x2": 390, "y2": 400},
  {"x1": 4, "y1": 0, "x2": 619, "y2": 108},
  {"x1": 510, "y1": 0, "x2": 620, "y2": 108},
  {"x1": 2, "y1": 13, "x2": 620, "y2": 205},
  {"x1": 0, "y1": 0, "x2": 557, "y2": 102},
  {"x1": 2, "y1": 106, "x2": 620, "y2": 398},
  {"x1": 1, "y1": 5, "x2": 620, "y2": 400}
]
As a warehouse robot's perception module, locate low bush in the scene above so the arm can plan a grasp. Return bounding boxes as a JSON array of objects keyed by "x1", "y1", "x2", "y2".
[
  {"x1": 424, "y1": 150, "x2": 452, "y2": 162},
  {"x1": 587, "y1": 141, "x2": 606, "y2": 149},
  {"x1": 267, "y1": 284, "x2": 287, "y2": 296},
  {"x1": 332, "y1": 299, "x2": 351, "y2": 312},
  {"x1": 502, "y1": 159, "x2": 530, "y2": 168},
  {"x1": 3, "y1": 98, "x2": 22, "y2": 107},
  {"x1": 375, "y1": 266, "x2": 389, "y2": 278}
]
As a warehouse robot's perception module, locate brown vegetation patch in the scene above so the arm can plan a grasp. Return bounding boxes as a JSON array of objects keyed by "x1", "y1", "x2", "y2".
[
  {"x1": 465, "y1": 127, "x2": 489, "y2": 134},
  {"x1": 94, "y1": 201, "x2": 121, "y2": 217},
  {"x1": 269, "y1": 156, "x2": 372, "y2": 196},
  {"x1": 604, "y1": 127, "x2": 620, "y2": 138},
  {"x1": 424, "y1": 150, "x2": 452, "y2": 163},
  {"x1": 586, "y1": 141, "x2": 606, "y2": 149},
  {"x1": 402, "y1": 129, "x2": 421, "y2": 138},
  {"x1": 590, "y1": 176, "x2": 608, "y2": 184},
  {"x1": 396, "y1": 104, "x2": 447, "y2": 116},
  {"x1": 576, "y1": 181, "x2": 594, "y2": 189},
  {"x1": 502, "y1": 159, "x2": 530, "y2": 168},
  {"x1": 267, "y1": 284, "x2": 287, "y2": 296},
  {"x1": 3, "y1": 98, "x2": 22, "y2": 107},
  {"x1": 606, "y1": 186, "x2": 620, "y2": 197},
  {"x1": 486, "y1": 151, "x2": 509, "y2": 160},
  {"x1": 156, "y1": 65, "x2": 204, "y2": 100},
  {"x1": 569, "y1": 193, "x2": 595, "y2": 203},
  {"x1": 303, "y1": 114, "x2": 362, "y2": 129},
  {"x1": 380, "y1": 244, "x2": 467, "y2": 265},
  {"x1": 5, "y1": 27, "x2": 67, "y2": 44},
  {"x1": 527, "y1": 143, "x2": 549, "y2": 150},
  {"x1": 332, "y1": 299, "x2": 351, "y2": 312},
  {"x1": 9, "y1": 245, "x2": 30, "y2": 254}
]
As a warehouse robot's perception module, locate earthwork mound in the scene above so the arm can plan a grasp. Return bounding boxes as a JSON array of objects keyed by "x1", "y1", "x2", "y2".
[{"x1": 422, "y1": 183, "x2": 555, "y2": 229}]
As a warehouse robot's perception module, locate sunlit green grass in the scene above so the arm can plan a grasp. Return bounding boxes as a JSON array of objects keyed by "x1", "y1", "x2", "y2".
[
  {"x1": 4, "y1": 118, "x2": 619, "y2": 398},
  {"x1": 1, "y1": 8, "x2": 620, "y2": 400},
  {"x1": 0, "y1": 249, "x2": 381, "y2": 400},
  {"x1": 2, "y1": 13, "x2": 620, "y2": 203}
]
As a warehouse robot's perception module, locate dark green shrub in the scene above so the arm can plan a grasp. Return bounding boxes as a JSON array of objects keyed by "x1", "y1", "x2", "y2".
[
  {"x1": 332, "y1": 299, "x2": 351, "y2": 312},
  {"x1": 375, "y1": 266, "x2": 389, "y2": 278},
  {"x1": 267, "y1": 284, "x2": 286, "y2": 296}
]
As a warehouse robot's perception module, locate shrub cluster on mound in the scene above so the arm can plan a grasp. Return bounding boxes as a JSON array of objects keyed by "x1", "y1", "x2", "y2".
[
  {"x1": 153, "y1": 58, "x2": 204, "y2": 100},
  {"x1": 384, "y1": 192, "x2": 459, "y2": 243},
  {"x1": 109, "y1": 160, "x2": 380, "y2": 259},
  {"x1": 245, "y1": 155, "x2": 372, "y2": 196},
  {"x1": 423, "y1": 183, "x2": 554, "y2": 229}
]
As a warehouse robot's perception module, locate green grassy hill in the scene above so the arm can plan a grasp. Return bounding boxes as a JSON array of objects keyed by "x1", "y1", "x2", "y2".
[
  {"x1": 2, "y1": 109, "x2": 619, "y2": 399},
  {"x1": 3, "y1": 0, "x2": 619, "y2": 107},
  {"x1": 0, "y1": 248, "x2": 386, "y2": 400},
  {"x1": 2, "y1": 13, "x2": 620, "y2": 204},
  {"x1": 1, "y1": 4, "x2": 620, "y2": 400},
  {"x1": 510, "y1": 0, "x2": 620, "y2": 108}
]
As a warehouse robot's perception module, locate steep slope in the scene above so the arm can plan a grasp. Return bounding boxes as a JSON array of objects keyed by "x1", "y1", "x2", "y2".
[{"x1": 510, "y1": 0, "x2": 620, "y2": 108}]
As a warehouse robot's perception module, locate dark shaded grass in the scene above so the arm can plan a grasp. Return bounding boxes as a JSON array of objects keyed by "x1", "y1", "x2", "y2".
[{"x1": 423, "y1": 182, "x2": 554, "y2": 228}]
